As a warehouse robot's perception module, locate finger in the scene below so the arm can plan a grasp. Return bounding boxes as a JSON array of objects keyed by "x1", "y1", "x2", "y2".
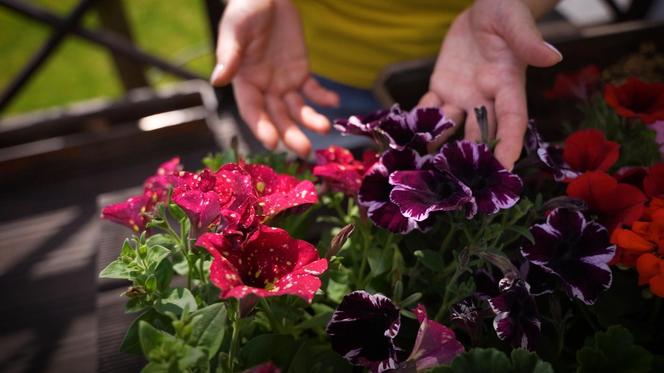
[
  {"x1": 234, "y1": 81, "x2": 279, "y2": 150},
  {"x1": 494, "y1": 85, "x2": 528, "y2": 170},
  {"x1": 302, "y1": 77, "x2": 340, "y2": 108},
  {"x1": 499, "y1": 4, "x2": 562, "y2": 67},
  {"x1": 417, "y1": 91, "x2": 442, "y2": 107},
  {"x1": 211, "y1": 16, "x2": 244, "y2": 86},
  {"x1": 464, "y1": 102, "x2": 495, "y2": 143},
  {"x1": 284, "y1": 91, "x2": 331, "y2": 134},
  {"x1": 427, "y1": 104, "x2": 465, "y2": 152},
  {"x1": 266, "y1": 95, "x2": 312, "y2": 158}
]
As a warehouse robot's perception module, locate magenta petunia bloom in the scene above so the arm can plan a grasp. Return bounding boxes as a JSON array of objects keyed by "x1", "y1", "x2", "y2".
[
  {"x1": 358, "y1": 148, "x2": 432, "y2": 234},
  {"x1": 487, "y1": 275, "x2": 541, "y2": 350},
  {"x1": 407, "y1": 304, "x2": 464, "y2": 370},
  {"x1": 172, "y1": 169, "x2": 221, "y2": 230},
  {"x1": 196, "y1": 225, "x2": 327, "y2": 302},
  {"x1": 313, "y1": 145, "x2": 372, "y2": 196},
  {"x1": 143, "y1": 157, "x2": 183, "y2": 203},
  {"x1": 521, "y1": 208, "x2": 615, "y2": 305},
  {"x1": 435, "y1": 141, "x2": 523, "y2": 217},
  {"x1": 326, "y1": 291, "x2": 403, "y2": 373},
  {"x1": 101, "y1": 194, "x2": 151, "y2": 232}
]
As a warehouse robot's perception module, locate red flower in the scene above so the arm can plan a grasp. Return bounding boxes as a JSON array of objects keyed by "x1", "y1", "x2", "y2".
[
  {"x1": 143, "y1": 157, "x2": 183, "y2": 203},
  {"x1": 240, "y1": 163, "x2": 318, "y2": 218},
  {"x1": 545, "y1": 65, "x2": 601, "y2": 101},
  {"x1": 567, "y1": 171, "x2": 646, "y2": 232},
  {"x1": 604, "y1": 77, "x2": 664, "y2": 124},
  {"x1": 636, "y1": 253, "x2": 664, "y2": 297},
  {"x1": 644, "y1": 163, "x2": 664, "y2": 198},
  {"x1": 196, "y1": 225, "x2": 327, "y2": 302},
  {"x1": 101, "y1": 195, "x2": 151, "y2": 232},
  {"x1": 563, "y1": 129, "x2": 620, "y2": 174},
  {"x1": 172, "y1": 169, "x2": 221, "y2": 231},
  {"x1": 313, "y1": 146, "x2": 377, "y2": 196},
  {"x1": 613, "y1": 166, "x2": 648, "y2": 189}
]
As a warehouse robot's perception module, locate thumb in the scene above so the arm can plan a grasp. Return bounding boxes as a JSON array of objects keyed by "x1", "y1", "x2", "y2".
[
  {"x1": 210, "y1": 20, "x2": 244, "y2": 86},
  {"x1": 500, "y1": 5, "x2": 562, "y2": 68}
]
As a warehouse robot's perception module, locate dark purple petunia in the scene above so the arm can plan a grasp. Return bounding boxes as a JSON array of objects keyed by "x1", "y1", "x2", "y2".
[
  {"x1": 487, "y1": 274, "x2": 541, "y2": 350},
  {"x1": 326, "y1": 291, "x2": 402, "y2": 373},
  {"x1": 333, "y1": 108, "x2": 390, "y2": 137},
  {"x1": 389, "y1": 168, "x2": 472, "y2": 222},
  {"x1": 521, "y1": 208, "x2": 615, "y2": 305},
  {"x1": 525, "y1": 121, "x2": 580, "y2": 181},
  {"x1": 435, "y1": 141, "x2": 523, "y2": 217},
  {"x1": 359, "y1": 148, "x2": 432, "y2": 234},
  {"x1": 377, "y1": 106, "x2": 454, "y2": 153}
]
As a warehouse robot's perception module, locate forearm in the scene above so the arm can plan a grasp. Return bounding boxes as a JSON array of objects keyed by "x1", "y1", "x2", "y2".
[{"x1": 521, "y1": 0, "x2": 560, "y2": 19}]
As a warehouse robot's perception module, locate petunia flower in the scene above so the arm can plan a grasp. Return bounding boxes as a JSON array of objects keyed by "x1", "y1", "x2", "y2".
[
  {"x1": 143, "y1": 156, "x2": 183, "y2": 202},
  {"x1": 172, "y1": 169, "x2": 221, "y2": 231},
  {"x1": 544, "y1": 64, "x2": 601, "y2": 101},
  {"x1": 313, "y1": 146, "x2": 376, "y2": 196},
  {"x1": 377, "y1": 106, "x2": 454, "y2": 153},
  {"x1": 521, "y1": 208, "x2": 615, "y2": 304},
  {"x1": 604, "y1": 77, "x2": 664, "y2": 124},
  {"x1": 613, "y1": 166, "x2": 648, "y2": 188},
  {"x1": 101, "y1": 194, "x2": 151, "y2": 232},
  {"x1": 644, "y1": 163, "x2": 664, "y2": 198},
  {"x1": 326, "y1": 291, "x2": 402, "y2": 373},
  {"x1": 610, "y1": 197, "x2": 664, "y2": 266},
  {"x1": 406, "y1": 304, "x2": 464, "y2": 370},
  {"x1": 197, "y1": 225, "x2": 327, "y2": 302},
  {"x1": 333, "y1": 108, "x2": 390, "y2": 138},
  {"x1": 566, "y1": 171, "x2": 646, "y2": 232},
  {"x1": 388, "y1": 167, "x2": 472, "y2": 222},
  {"x1": 487, "y1": 275, "x2": 541, "y2": 350},
  {"x1": 359, "y1": 148, "x2": 431, "y2": 234},
  {"x1": 563, "y1": 129, "x2": 620, "y2": 174},
  {"x1": 635, "y1": 253, "x2": 664, "y2": 297},
  {"x1": 435, "y1": 140, "x2": 523, "y2": 217}
]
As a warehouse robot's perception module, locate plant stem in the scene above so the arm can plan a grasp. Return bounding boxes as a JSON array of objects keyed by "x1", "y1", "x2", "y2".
[
  {"x1": 228, "y1": 301, "x2": 241, "y2": 372},
  {"x1": 434, "y1": 267, "x2": 462, "y2": 322}
]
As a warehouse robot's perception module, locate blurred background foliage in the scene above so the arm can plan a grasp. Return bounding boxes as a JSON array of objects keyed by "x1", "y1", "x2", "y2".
[{"x1": 0, "y1": 0, "x2": 214, "y2": 115}]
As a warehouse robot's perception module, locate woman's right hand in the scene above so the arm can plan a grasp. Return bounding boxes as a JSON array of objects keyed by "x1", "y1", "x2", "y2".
[{"x1": 210, "y1": 0, "x2": 339, "y2": 158}]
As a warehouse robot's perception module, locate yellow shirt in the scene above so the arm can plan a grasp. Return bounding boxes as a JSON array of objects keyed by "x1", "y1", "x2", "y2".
[{"x1": 293, "y1": 0, "x2": 472, "y2": 89}]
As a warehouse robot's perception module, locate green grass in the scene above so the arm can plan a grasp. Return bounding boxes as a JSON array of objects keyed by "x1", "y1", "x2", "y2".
[{"x1": 0, "y1": 0, "x2": 214, "y2": 116}]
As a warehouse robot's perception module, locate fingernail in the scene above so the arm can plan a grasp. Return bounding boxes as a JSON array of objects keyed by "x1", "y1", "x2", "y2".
[
  {"x1": 209, "y1": 64, "x2": 224, "y2": 84},
  {"x1": 543, "y1": 42, "x2": 563, "y2": 62}
]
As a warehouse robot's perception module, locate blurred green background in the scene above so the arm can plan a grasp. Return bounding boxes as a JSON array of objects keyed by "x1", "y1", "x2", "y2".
[{"x1": 0, "y1": 0, "x2": 214, "y2": 116}]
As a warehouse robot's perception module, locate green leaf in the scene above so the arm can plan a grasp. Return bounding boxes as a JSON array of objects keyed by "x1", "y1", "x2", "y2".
[
  {"x1": 188, "y1": 302, "x2": 227, "y2": 359},
  {"x1": 367, "y1": 244, "x2": 394, "y2": 277},
  {"x1": 510, "y1": 349, "x2": 554, "y2": 373},
  {"x1": 437, "y1": 348, "x2": 512, "y2": 373},
  {"x1": 506, "y1": 226, "x2": 535, "y2": 244},
  {"x1": 177, "y1": 345, "x2": 207, "y2": 372},
  {"x1": 121, "y1": 309, "x2": 172, "y2": 355},
  {"x1": 154, "y1": 288, "x2": 198, "y2": 316},
  {"x1": 146, "y1": 245, "x2": 171, "y2": 269},
  {"x1": 576, "y1": 325, "x2": 653, "y2": 373},
  {"x1": 99, "y1": 259, "x2": 132, "y2": 280},
  {"x1": 239, "y1": 334, "x2": 298, "y2": 368},
  {"x1": 326, "y1": 278, "x2": 349, "y2": 304},
  {"x1": 168, "y1": 203, "x2": 187, "y2": 222},
  {"x1": 138, "y1": 321, "x2": 177, "y2": 357},
  {"x1": 414, "y1": 249, "x2": 444, "y2": 272},
  {"x1": 140, "y1": 362, "x2": 168, "y2": 373},
  {"x1": 121, "y1": 239, "x2": 135, "y2": 258}
]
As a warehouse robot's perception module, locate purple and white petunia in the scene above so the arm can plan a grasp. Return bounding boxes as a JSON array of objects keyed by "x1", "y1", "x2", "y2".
[
  {"x1": 487, "y1": 274, "x2": 541, "y2": 350},
  {"x1": 525, "y1": 121, "x2": 579, "y2": 181},
  {"x1": 435, "y1": 141, "x2": 523, "y2": 217},
  {"x1": 389, "y1": 168, "x2": 472, "y2": 222},
  {"x1": 377, "y1": 106, "x2": 454, "y2": 153},
  {"x1": 326, "y1": 291, "x2": 402, "y2": 373},
  {"x1": 521, "y1": 208, "x2": 615, "y2": 305},
  {"x1": 358, "y1": 148, "x2": 432, "y2": 234},
  {"x1": 333, "y1": 108, "x2": 390, "y2": 138}
]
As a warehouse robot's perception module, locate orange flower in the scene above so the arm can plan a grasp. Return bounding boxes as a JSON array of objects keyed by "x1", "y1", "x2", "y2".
[{"x1": 635, "y1": 253, "x2": 664, "y2": 297}]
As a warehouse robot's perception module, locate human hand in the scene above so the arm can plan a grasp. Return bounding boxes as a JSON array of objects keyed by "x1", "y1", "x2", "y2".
[
  {"x1": 419, "y1": 0, "x2": 562, "y2": 169},
  {"x1": 210, "y1": 0, "x2": 339, "y2": 158}
]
